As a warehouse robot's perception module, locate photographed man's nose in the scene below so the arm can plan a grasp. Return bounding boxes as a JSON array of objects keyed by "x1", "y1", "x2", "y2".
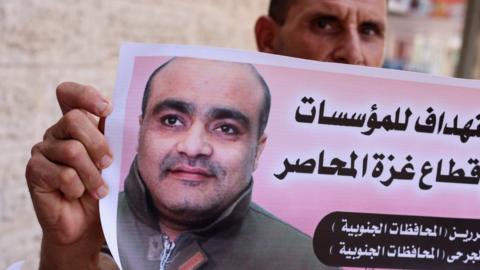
[
  {"x1": 176, "y1": 124, "x2": 213, "y2": 157},
  {"x1": 332, "y1": 30, "x2": 365, "y2": 65}
]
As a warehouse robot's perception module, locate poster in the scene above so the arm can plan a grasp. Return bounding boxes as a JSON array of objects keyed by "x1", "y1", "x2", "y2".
[{"x1": 102, "y1": 43, "x2": 480, "y2": 269}]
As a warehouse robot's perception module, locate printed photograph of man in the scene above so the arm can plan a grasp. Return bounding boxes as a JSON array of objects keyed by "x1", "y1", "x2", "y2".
[{"x1": 117, "y1": 57, "x2": 335, "y2": 269}]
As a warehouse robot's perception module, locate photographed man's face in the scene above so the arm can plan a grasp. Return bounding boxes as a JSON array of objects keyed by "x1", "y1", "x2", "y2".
[
  {"x1": 259, "y1": 0, "x2": 387, "y2": 67},
  {"x1": 137, "y1": 58, "x2": 267, "y2": 228}
]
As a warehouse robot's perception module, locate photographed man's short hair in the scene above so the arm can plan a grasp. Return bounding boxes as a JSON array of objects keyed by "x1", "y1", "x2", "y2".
[{"x1": 141, "y1": 58, "x2": 271, "y2": 137}]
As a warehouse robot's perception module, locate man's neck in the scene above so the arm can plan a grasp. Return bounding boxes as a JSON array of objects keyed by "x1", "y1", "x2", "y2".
[{"x1": 158, "y1": 221, "x2": 185, "y2": 241}]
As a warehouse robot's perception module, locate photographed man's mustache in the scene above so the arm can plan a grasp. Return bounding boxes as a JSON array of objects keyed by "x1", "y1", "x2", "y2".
[{"x1": 158, "y1": 153, "x2": 226, "y2": 178}]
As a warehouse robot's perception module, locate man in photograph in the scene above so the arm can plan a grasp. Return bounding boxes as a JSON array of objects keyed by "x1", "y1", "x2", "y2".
[{"x1": 117, "y1": 57, "x2": 333, "y2": 269}]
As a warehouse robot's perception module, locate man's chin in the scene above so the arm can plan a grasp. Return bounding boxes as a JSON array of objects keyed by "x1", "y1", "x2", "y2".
[{"x1": 158, "y1": 202, "x2": 224, "y2": 229}]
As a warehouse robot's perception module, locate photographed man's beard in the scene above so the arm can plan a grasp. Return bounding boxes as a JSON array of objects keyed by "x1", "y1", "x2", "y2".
[
  {"x1": 158, "y1": 153, "x2": 226, "y2": 182},
  {"x1": 153, "y1": 153, "x2": 235, "y2": 228}
]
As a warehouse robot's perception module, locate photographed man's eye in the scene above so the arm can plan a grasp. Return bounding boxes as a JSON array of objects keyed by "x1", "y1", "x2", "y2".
[
  {"x1": 162, "y1": 115, "x2": 183, "y2": 127},
  {"x1": 215, "y1": 124, "x2": 238, "y2": 135}
]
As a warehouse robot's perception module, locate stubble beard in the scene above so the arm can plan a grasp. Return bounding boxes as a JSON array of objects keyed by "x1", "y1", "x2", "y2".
[{"x1": 149, "y1": 153, "x2": 246, "y2": 229}]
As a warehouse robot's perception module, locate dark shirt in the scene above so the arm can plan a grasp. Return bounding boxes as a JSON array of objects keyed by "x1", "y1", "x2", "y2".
[{"x1": 117, "y1": 157, "x2": 336, "y2": 270}]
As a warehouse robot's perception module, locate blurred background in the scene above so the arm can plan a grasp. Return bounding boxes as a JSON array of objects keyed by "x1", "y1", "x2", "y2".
[
  {"x1": 385, "y1": 0, "x2": 480, "y2": 78},
  {"x1": 1, "y1": 0, "x2": 479, "y2": 268}
]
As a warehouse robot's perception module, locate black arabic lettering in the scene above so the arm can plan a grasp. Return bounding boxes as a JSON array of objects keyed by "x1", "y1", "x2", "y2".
[
  {"x1": 415, "y1": 107, "x2": 437, "y2": 133},
  {"x1": 295, "y1": 96, "x2": 317, "y2": 123},
  {"x1": 419, "y1": 161, "x2": 433, "y2": 190},
  {"x1": 381, "y1": 155, "x2": 415, "y2": 187}
]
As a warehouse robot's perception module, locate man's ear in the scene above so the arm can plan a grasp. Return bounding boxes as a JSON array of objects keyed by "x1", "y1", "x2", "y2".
[
  {"x1": 253, "y1": 133, "x2": 268, "y2": 171},
  {"x1": 254, "y1": 16, "x2": 279, "y2": 53},
  {"x1": 138, "y1": 115, "x2": 143, "y2": 126}
]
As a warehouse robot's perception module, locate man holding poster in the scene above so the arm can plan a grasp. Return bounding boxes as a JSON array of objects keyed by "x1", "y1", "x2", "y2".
[
  {"x1": 116, "y1": 57, "x2": 332, "y2": 269},
  {"x1": 25, "y1": 1, "x2": 480, "y2": 269},
  {"x1": 25, "y1": 0, "x2": 389, "y2": 269}
]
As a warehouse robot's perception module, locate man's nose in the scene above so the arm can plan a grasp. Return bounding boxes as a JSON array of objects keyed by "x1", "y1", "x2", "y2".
[
  {"x1": 332, "y1": 28, "x2": 365, "y2": 65},
  {"x1": 176, "y1": 124, "x2": 213, "y2": 157}
]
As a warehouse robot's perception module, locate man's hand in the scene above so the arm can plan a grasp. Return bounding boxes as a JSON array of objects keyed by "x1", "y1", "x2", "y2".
[{"x1": 25, "y1": 82, "x2": 113, "y2": 270}]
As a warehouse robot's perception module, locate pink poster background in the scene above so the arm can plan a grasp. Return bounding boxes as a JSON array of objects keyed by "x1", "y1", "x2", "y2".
[{"x1": 119, "y1": 56, "x2": 480, "y2": 242}]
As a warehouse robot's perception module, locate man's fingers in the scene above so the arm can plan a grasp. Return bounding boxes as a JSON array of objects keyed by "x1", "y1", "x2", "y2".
[
  {"x1": 98, "y1": 117, "x2": 106, "y2": 134},
  {"x1": 45, "y1": 109, "x2": 113, "y2": 170},
  {"x1": 57, "y1": 167, "x2": 86, "y2": 200},
  {"x1": 56, "y1": 82, "x2": 112, "y2": 117},
  {"x1": 39, "y1": 139, "x2": 109, "y2": 200},
  {"x1": 26, "y1": 150, "x2": 85, "y2": 200}
]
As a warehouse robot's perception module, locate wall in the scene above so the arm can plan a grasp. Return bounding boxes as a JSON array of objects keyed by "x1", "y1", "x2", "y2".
[{"x1": 0, "y1": 0, "x2": 269, "y2": 268}]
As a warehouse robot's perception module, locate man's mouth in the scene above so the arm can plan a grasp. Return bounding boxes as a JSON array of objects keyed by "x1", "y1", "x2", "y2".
[{"x1": 168, "y1": 164, "x2": 214, "y2": 181}]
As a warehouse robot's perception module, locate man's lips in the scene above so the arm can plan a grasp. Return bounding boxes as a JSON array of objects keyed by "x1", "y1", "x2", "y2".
[{"x1": 168, "y1": 165, "x2": 214, "y2": 181}]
